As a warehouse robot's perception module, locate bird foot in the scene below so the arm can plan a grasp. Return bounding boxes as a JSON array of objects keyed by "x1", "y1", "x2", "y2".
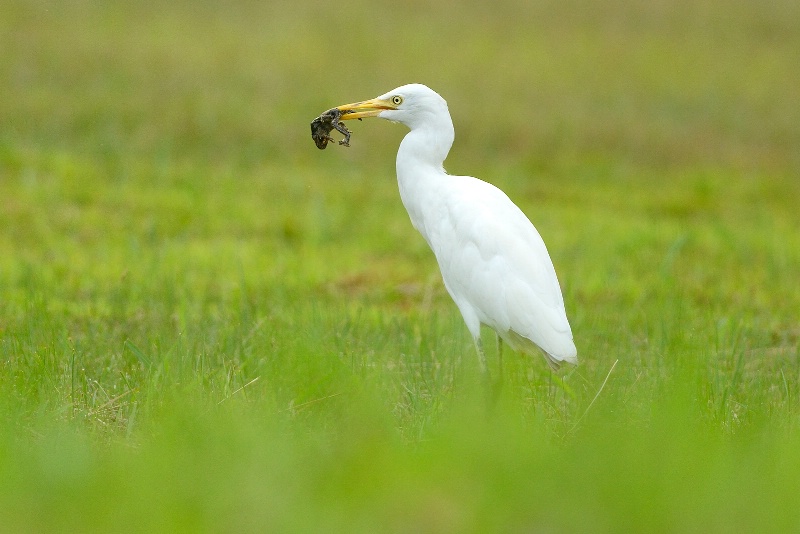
[{"x1": 484, "y1": 374, "x2": 504, "y2": 413}]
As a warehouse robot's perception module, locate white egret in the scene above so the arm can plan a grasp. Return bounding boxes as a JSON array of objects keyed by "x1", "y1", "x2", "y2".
[{"x1": 331, "y1": 84, "x2": 577, "y2": 377}]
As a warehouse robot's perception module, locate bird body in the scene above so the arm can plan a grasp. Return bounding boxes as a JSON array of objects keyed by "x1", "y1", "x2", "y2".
[{"x1": 333, "y1": 84, "x2": 577, "y2": 370}]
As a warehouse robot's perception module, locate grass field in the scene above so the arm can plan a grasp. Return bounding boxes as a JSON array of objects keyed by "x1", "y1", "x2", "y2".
[{"x1": 2, "y1": 0, "x2": 800, "y2": 531}]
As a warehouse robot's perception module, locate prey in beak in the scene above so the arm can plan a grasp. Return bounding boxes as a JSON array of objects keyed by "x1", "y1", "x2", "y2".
[
  {"x1": 310, "y1": 108, "x2": 352, "y2": 149},
  {"x1": 310, "y1": 97, "x2": 397, "y2": 149}
]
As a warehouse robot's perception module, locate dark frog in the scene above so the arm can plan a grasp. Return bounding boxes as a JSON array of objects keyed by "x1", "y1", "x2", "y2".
[{"x1": 310, "y1": 107, "x2": 354, "y2": 150}]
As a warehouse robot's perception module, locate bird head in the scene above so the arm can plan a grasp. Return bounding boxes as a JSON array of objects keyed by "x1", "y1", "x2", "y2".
[{"x1": 335, "y1": 83, "x2": 450, "y2": 131}]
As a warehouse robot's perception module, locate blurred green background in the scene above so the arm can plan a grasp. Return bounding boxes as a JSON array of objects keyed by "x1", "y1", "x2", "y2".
[{"x1": 1, "y1": 0, "x2": 800, "y2": 531}]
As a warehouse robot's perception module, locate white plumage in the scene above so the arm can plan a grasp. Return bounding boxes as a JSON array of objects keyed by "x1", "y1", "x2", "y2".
[{"x1": 334, "y1": 83, "x2": 577, "y2": 373}]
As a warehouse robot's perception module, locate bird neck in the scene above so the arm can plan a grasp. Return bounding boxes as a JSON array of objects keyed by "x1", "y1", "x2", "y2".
[
  {"x1": 395, "y1": 120, "x2": 454, "y2": 234},
  {"x1": 396, "y1": 119, "x2": 454, "y2": 184}
]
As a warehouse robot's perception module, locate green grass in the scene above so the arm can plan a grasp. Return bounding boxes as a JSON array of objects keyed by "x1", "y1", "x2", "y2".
[{"x1": 2, "y1": 0, "x2": 800, "y2": 531}]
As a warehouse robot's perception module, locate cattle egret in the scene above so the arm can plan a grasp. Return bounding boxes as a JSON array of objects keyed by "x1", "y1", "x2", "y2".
[{"x1": 330, "y1": 84, "x2": 577, "y2": 379}]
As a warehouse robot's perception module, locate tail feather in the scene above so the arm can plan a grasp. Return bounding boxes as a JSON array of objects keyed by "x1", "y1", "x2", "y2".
[{"x1": 501, "y1": 329, "x2": 578, "y2": 370}]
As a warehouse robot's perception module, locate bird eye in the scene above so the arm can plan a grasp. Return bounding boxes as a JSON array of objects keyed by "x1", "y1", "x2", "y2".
[{"x1": 391, "y1": 95, "x2": 403, "y2": 106}]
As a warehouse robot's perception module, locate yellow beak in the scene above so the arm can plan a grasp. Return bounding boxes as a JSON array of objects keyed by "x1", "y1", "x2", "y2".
[{"x1": 336, "y1": 97, "x2": 397, "y2": 120}]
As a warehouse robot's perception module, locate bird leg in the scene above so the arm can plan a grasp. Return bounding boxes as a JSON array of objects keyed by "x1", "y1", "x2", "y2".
[
  {"x1": 496, "y1": 335, "x2": 504, "y2": 381},
  {"x1": 474, "y1": 335, "x2": 503, "y2": 409},
  {"x1": 473, "y1": 336, "x2": 488, "y2": 376},
  {"x1": 493, "y1": 334, "x2": 504, "y2": 399}
]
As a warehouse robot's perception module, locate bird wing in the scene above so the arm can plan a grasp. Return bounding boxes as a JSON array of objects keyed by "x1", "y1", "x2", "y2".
[{"x1": 423, "y1": 175, "x2": 576, "y2": 362}]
